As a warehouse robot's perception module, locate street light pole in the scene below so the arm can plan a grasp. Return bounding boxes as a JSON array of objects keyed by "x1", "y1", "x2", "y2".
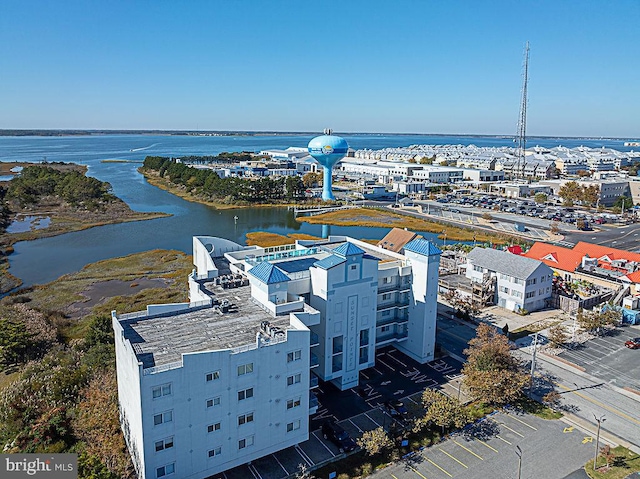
[
  {"x1": 529, "y1": 332, "x2": 538, "y2": 389},
  {"x1": 515, "y1": 445, "x2": 522, "y2": 479},
  {"x1": 593, "y1": 414, "x2": 606, "y2": 471}
]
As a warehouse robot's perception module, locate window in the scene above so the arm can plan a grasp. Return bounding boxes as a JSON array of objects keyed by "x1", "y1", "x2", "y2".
[
  {"x1": 237, "y1": 363, "x2": 253, "y2": 376},
  {"x1": 541, "y1": 275, "x2": 546, "y2": 283},
  {"x1": 382, "y1": 310, "x2": 391, "y2": 317},
  {"x1": 360, "y1": 329, "x2": 369, "y2": 346},
  {"x1": 155, "y1": 437, "x2": 174, "y2": 452},
  {"x1": 238, "y1": 435, "x2": 254, "y2": 449},
  {"x1": 332, "y1": 336, "x2": 343, "y2": 354},
  {"x1": 206, "y1": 396, "x2": 221, "y2": 408},
  {"x1": 380, "y1": 325, "x2": 391, "y2": 333},
  {"x1": 207, "y1": 423, "x2": 221, "y2": 433},
  {"x1": 153, "y1": 411, "x2": 173, "y2": 426},
  {"x1": 525, "y1": 291, "x2": 536, "y2": 299},
  {"x1": 539, "y1": 289, "x2": 544, "y2": 295},
  {"x1": 206, "y1": 371, "x2": 220, "y2": 382},
  {"x1": 287, "y1": 350, "x2": 302, "y2": 362},
  {"x1": 359, "y1": 345, "x2": 368, "y2": 365},
  {"x1": 473, "y1": 265, "x2": 483, "y2": 273},
  {"x1": 287, "y1": 398, "x2": 301, "y2": 409},
  {"x1": 383, "y1": 277, "x2": 391, "y2": 284},
  {"x1": 238, "y1": 388, "x2": 254, "y2": 401},
  {"x1": 527, "y1": 278, "x2": 537, "y2": 286},
  {"x1": 382, "y1": 293, "x2": 391, "y2": 301},
  {"x1": 512, "y1": 290, "x2": 522, "y2": 298},
  {"x1": 350, "y1": 265, "x2": 357, "y2": 270},
  {"x1": 152, "y1": 383, "x2": 172, "y2": 399},
  {"x1": 208, "y1": 447, "x2": 221, "y2": 458},
  {"x1": 287, "y1": 374, "x2": 301, "y2": 386},
  {"x1": 156, "y1": 463, "x2": 175, "y2": 478},
  {"x1": 499, "y1": 286, "x2": 509, "y2": 294},
  {"x1": 287, "y1": 420, "x2": 301, "y2": 432},
  {"x1": 238, "y1": 412, "x2": 254, "y2": 425}
]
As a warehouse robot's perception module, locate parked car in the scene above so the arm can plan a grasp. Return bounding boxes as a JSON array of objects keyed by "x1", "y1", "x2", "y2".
[
  {"x1": 384, "y1": 399, "x2": 409, "y2": 419},
  {"x1": 624, "y1": 338, "x2": 640, "y2": 349},
  {"x1": 321, "y1": 421, "x2": 357, "y2": 453}
]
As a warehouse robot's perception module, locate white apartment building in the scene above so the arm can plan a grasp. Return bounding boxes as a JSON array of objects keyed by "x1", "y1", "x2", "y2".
[
  {"x1": 465, "y1": 247, "x2": 553, "y2": 312},
  {"x1": 114, "y1": 234, "x2": 441, "y2": 479}
]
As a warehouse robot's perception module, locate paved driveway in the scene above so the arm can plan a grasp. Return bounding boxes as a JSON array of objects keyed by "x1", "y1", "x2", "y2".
[
  {"x1": 370, "y1": 411, "x2": 597, "y2": 479},
  {"x1": 557, "y1": 326, "x2": 640, "y2": 390}
]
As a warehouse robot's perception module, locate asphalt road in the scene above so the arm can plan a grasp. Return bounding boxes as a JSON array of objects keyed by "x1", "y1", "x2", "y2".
[
  {"x1": 565, "y1": 222, "x2": 640, "y2": 251},
  {"x1": 369, "y1": 411, "x2": 595, "y2": 479}
]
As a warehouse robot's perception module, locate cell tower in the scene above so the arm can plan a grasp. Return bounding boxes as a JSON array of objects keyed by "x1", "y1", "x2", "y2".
[{"x1": 515, "y1": 41, "x2": 530, "y2": 181}]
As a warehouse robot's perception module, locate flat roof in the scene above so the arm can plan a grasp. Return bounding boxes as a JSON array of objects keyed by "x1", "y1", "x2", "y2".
[
  {"x1": 276, "y1": 257, "x2": 319, "y2": 274},
  {"x1": 121, "y1": 284, "x2": 290, "y2": 369}
]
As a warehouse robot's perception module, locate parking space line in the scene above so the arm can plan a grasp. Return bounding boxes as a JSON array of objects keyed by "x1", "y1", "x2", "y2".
[
  {"x1": 424, "y1": 456, "x2": 452, "y2": 477},
  {"x1": 248, "y1": 463, "x2": 261, "y2": 479},
  {"x1": 438, "y1": 448, "x2": 468, "y2": 468},
  {"x1": 294, "y1": 444, "x2": 313, "y2": 466},
  {"x1": 409, "y1": 466, "x2": 429, "y2": 479},
  {"x1": 407, "y1": 395, "x2": 420, "y2": 405},
  {"x1": 506, "y1": 413, "x2": 537, "y2": 430},
  {"x1": 349, "y1": 418, "x2": 363, "y2": 433},
  {"x1": 497, "y1": 422, "x2": 525, "y2": 437},
  {"x1": 374, "y1": 368, "x2": 384, "y2": 375},
  {"x1": 386, "y1": 352, "x2": 408, "y2": 368},
  {"x1": 453, "y1": 440, "x2": 483, "y2": 460},
  {"x1": 496, "y1": 435, "x2": 512, "y2": 445},
  {"x1": 272, "y1": 454, "x2": 289, "y2": 475},
  {"x1": 312, "y1": 431, "x2": 336, "y2": 457},
  {"x1": 475, "y1": 439, "x2": 499, "y2": 453},
  {"x1": 391, "y1": 474, "x2": 399, "y2": 479},
  {"x1": 378, "y1": 357, "x2": 397, "y2": 371},
  {"x1": 364, "y1": 412, "x2": 382, "y2": 427}
]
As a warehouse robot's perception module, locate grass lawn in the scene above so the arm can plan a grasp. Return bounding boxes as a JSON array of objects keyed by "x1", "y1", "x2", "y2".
[
  {"x1": 585, "y1": 446, "x2": 640, "y2": 479},
  {"x1": 298, "y1": 207, "x2": 515, "y2": 245}
]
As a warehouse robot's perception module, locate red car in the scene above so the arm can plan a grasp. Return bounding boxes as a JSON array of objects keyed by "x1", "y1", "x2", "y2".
[{"x1": 625, "y1": 338, "x2": 640, "y2": 349}]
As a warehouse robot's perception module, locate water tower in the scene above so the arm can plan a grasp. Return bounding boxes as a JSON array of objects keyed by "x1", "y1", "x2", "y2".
[{"x1": 307, "y1": 129, "x2": 348, "y2": 201}]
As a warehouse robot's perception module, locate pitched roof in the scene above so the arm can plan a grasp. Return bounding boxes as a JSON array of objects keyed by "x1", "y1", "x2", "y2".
[
  {"x1": 522, "y1": 242, "x2": 584, "y2": 272},
  {"x1": 332, "y1": 242, "x2": 365, "y2": 257},
  {"x1": 572, "y1": 241, "x2": 640, "y2": 263},
  {"x1": 377, "y1": 228, "x2": 420, "y2": 253},
  {"x1": 247, "y1": 261, "x2": 290, "y2": 284},
  {"x1": 467, "y1": 247, "x2": 547, "y2": 279},
  {"x1": 314, "y1": 255, "x2": 346, "y2": 270},
  {"x1": 403, "y1": 239, "x2": 442, "y2": 257},
  {"x1": 622, "y1": 270, "x2": 640, "y2": 283}
]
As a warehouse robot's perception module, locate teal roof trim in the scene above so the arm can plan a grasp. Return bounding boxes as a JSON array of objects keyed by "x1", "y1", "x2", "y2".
[
  {"x1": 403, "y1": 239, "x2": 442, "y2": 256},
  {"x1": 333, "y1": 242, "x2": 365, "y2": 257},
  {"x1": 248, "y1": 261, "x2": 290, "y2": 284},
  {"x1": 314, "y1": 255, "x2": 346, "y2": 270}
]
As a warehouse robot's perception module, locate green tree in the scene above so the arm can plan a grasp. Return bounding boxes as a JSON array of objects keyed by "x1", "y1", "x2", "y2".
[
  {"x1": 613, "y1": 196, "x2": 634, "y2": 211},
  {"x1": 580, "y1": 185, "x2": 600, "y2": 208},
  {"x1": 303, "y1": 172, "x2": 322, "y2": 188},
  {"x1": 357, "y1": 427, "x2": 392, "y2": 456},
  {"x1": 0, "y1": 319, "x2": 34, "y2": 367},
  {"x1": 534, "y1": 193, "x2": 548, "y2": 204},
  {"x1": 462, "y1": 323, "x2": 528, "y2": 405},
  {"x1": 558, "y1": 181, "x2": 581, "y2": 207},
  {"x1": 420, "y1": 389, "x2": 471, "y2": 433}
]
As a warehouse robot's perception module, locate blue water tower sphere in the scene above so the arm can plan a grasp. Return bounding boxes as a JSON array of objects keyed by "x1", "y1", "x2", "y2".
[{"x1": 307, "y1": 129, "x2": 348, "y2": 201}]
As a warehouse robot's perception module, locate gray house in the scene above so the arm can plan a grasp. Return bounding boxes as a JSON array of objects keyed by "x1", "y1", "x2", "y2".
[{"x1": 465, "y1": 248, "x2": 553, "y2": 312}]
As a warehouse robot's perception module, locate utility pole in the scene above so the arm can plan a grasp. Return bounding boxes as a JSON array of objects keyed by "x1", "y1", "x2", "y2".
[
  {"x1": 515, "y1": 445, "x2": 522, "y2": 479},
  {"x1": 593, "y1": 414, "x2": 606, "y2": 470},
  {"x1": 529, "y1": 332, "x2": 538, "y2": 389},
  {"x1": 515, "y1": 42, "x2": 530, "y2": 182}
]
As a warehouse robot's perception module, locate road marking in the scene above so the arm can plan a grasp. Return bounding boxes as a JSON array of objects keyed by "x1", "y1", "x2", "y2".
[
  {"x1": 498, "y1": 422, "x2": 525, "y2": 437},
  {"x1": 391, "y1": 474, "x2": 399, "y2": 479},
  {"x1": 272, "y1": 454, "x2": 289, "y2": 475},
  {"x1": 438, "y1": 448, "x2": 468, "y2": 468},
  {"x1": 364, "y1": 412, "x2": 382, "y2": 428},
  {"x1": 374, "y1": 368, "x2": 384, "y2": 375},
  {"x1": 378, "y1": 357, "x2": 397, "y2": 371},
  {"x1": 361, "y1": 371, "x2": 370, "y2": 380},
  {"x1": 475, "y1": 439, "x2": 499, "y2": 453},
  {"x1": 556, "y1": 382, "x2": 640, "y2": 426},
  {"x1": 248, "y1": 463, "x2": 261, "y2": 479},
  {"x1": 294, "y1": 444, "x2": 313, "y2": 466},
  {"x1": 409, "y1": 466, "x2": 429, "y2": 479},
  {"x1": 453, "y1": 440, "x2": 483, "y2": 460},
  {"x1": 424, "y1": 456, "x2": 452, "y2": 477},
  {"x1": 583, "y1": 436, "x2": 594, "y2": 444},
  {"x1": 563, "y1": 426, "x2": 574, "y2": 433},
  {"x1": 349, "y1": 418, "x2": 363, "y2": 433},
  {"x1": 505, "y1": 413, "x2": 537, "y2": 430},
  {"x1": 313, "y1": 431, "x2": 336, "y2": 457},
  {"x1": 387, "y1": 352, "x2": 408, "y2": 368},
  {"x1": 495, "y1": 435, "x2": 512, "y2": 445}
]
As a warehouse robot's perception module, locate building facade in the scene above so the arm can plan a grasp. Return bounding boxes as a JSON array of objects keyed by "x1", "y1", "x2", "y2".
[{"x1": 113, "y1": 234, "x2": 441, "y2": 479}]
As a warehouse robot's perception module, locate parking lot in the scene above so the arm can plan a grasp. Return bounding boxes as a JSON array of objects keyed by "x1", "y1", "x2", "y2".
[
  {"x1": 370, "y1": 411, "x2": 597, "y2": 479},
  {"x1": 557, "y1": 326, "x2": 640, "y2": 390},
  {"x1": 209, "y1": 348, "x2": 464, "y2": 479}
]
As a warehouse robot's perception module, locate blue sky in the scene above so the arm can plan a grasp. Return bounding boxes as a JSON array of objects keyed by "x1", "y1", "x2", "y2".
[{"x1": 1, "y1": 1, "x2": 638, "y2": 137}]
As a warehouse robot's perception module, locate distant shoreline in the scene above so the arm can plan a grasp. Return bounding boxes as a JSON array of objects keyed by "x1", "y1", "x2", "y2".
[{"x1": 0, "y1": 130, "x2": 633, "y2": 141}]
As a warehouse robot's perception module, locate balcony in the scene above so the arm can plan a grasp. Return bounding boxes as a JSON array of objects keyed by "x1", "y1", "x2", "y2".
[
  {"x1": 309, "y1": 392, "x2": 319, "y2": 409},
  {"x1": 310, "y1": 353, "x2": 319, "y2": 368},
  {"x1": 377, "y1": 313, "x2": 409, "y2": 327},
  {"x1": 378, "y1": 281, "x2": 399, "y2": 293},
  {"x1": 375, "y1": 329, "x2": 409, "y2": 347},
  {"x1": 310, "y1": 331, "x2": 319, "y2": 347},
  {"x1": 376, "y1": 299, "x2": 410, "y2": 311},
  {"x1": 309, "y1": 375, "x2": 319, "y2": 389}
]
